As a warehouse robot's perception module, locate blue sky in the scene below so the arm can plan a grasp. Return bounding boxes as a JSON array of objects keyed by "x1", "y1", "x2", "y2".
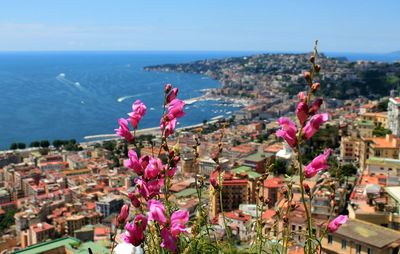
[{"x1": 0, "y1": 0, "x2": 399, "y2": 52}]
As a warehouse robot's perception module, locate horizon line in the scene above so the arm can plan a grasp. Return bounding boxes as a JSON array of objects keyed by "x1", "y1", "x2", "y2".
[{"x1": 0, "y1": 49, "x2": 397, "y2": 54}]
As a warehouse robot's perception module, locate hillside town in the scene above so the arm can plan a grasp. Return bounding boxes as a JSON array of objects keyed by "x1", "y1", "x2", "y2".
[{"x1": 1, "y1": 55, "x2": 400, "y2": 254}]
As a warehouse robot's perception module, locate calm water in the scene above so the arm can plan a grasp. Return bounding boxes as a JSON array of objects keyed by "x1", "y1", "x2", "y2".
[
  {"x1": 0, "y1": 51, "x2": 398, "y2": 150},
  {"x1": 0, "y1": 52, "x2": 253, "y2": 149}
]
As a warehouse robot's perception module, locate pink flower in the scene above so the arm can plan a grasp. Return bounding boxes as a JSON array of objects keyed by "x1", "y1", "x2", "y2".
[
  {"x1": 148, "y1": 200, "x2": 167, "y2": 225},
  {"x1": 166, "y1": 88, "x2": 179, "y2": 103},
  {"x1": 128, "y1": 191, "x2": 141, "y2": 208},
  {"x1": 124, "y1": 150, "x2": 143, "y2": 175},
  {"x1": 128, "y1": 100, "x2": 147, "y2": 129},
  {"x1": 309, "y1": 99, "x2": 323, "y2": 115},
  {"x1": 170, "y1": 210, "x2": 189, "y2": 237},
  {"x1": 161, "y1": 118, "x2": 177, "y2": 138},
  {"x1": 144, "y1": 157, "x2": 163, "y2": 179},
  {"x1": 167, "y1": 99, "x2": 185, "y2": 120},
  {"x1": 115, "y1": 118, "x2": 133, "y2": 142},
  {"x1": 303, "y1": 113, "x2": 329, "y2": 140},
  {"x1": 328, "y1": 215, "x2": 348, "y2": 233},
  {"x1": 132, "y1": 99, "x2": 147, "y2": 117},
  {"x1": 122, "y1": 214, "x2": 148, "y2": 246},
  {"x1": 135, "y1": 178, "x2": 160, "y2": 199},
  {"x1": 297, "y1": 91, "x2": 306, "y2": 101},
  {"x1": 296, "y1": 102, "x2": 309, "y2": 125},
  {"x1": 304, "y1": 149, "x2": 331, "y2": 178},
  {"x1": 276, "y1": 117, "x2": 297, "y2": 148},
  {"x1": 160, "y1": 227, "x2": 177, "y2": 253},
  {"x1": 118, "y1": 204, "x2": 129, "y2": 224}
]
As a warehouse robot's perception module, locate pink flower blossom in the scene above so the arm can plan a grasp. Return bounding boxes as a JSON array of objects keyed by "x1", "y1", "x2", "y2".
[
  {"x1": 144, "y1": 157, "x2": 163, "y2": 179},
  {"x1": 166, "y1": 88, "x2": 179, "y2": 104},
  {"x1": 128, "y1": 100, "x2": 147, "y2": 129},
  {"x1": 132, "y1": 99, "x2": 147, "y2": 117},
  {"x1": 115, "y1": 118, "x2": 133, "y2": 142},
  {"x1": 170, "y1": 210, "x2": 189, "y2": 237},
  {"x1": 148, "y1": 200, "x2": 167, "y2": 225},
  {"x1": 309, "y1": 99, "x2": 323, "y2": 115},
  {"x1": 296, "y1": 102, "x2": 309, "y2": 125},
  {"x1": 328, "y1": 215, "x2": 348, "y2": 233},
  {"x1": 160, "y1": 227, "x2": 177, "y2": 253},
  {"x1": 303, "y1": 113, "x2": 329, "y2": 140},
  {"x1": 161, "y1": 118, "x2": 177, "y2": 138},
  {"x1": 135, "y1": 178, "x2": 160, "y2": 199},
  {"x1": 304, "y1": 149, "x2": 331, "y2": 178},
  {"x1": 167, "y1": 99, "x2": 185, "y2": 120},
  {"x1": 121, "y1": 214, "x2": 147, "y2": 246},
  {"x1": 118, "y1": 204, "x2": 129, "y2": 224},
  {"x1": 276, "y1": 117, "x2": 297, "y2": 148},
  {"x1": 124, "y1": 150, "x2": 143, "y2": 175}
]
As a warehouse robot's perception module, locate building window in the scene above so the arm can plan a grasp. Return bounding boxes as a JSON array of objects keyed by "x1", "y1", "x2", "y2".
[
  {"x1": 341, "y1": 240, "x2": 347, "y2": 250},
  {"x1": 356, "y1": 244, "x2": 361, "y2": 254},
  {"x1": 367, "y1": 248, "x2": 373, "y2": 254},
  {"x1": 328, "y1": 235, "x2": 333, "y2": 244}
]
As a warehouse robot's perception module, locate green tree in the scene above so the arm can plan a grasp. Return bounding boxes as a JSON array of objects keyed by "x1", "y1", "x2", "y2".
[
  {"x1": 377, "y1": 99, "x2": 389, "y2": 111},
  {"x1": 40, "y1": 140, "x2": 50, "y2": 148},
  {"x1": 272, "y1": 159, "x2": 287, "y2": 175},
  {"x1": 52, "y1": 140, "x2": 64, "y2": 148},
  {"x1": 338, "y1": 164, "x2": 358, "y2": 177},
  {"x1": 9, "y1": 143, "x2": 17, "y2": 150},
  {"x1": 30, "y1": 141, "x2": 40, "y2": 147},
  {"x1": 17, "y1": 143, "x2": 26, "y2": 149},
  {"x1": 373, "y1": 126, "x2": 392, "y2": 137},
  {"x1": 0, "y1": 209, "x2": 16, "y2": 233}
]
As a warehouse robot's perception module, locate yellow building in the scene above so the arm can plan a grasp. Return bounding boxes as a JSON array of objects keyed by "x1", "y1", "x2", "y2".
[
  {"x1": 360, "y1": 112, "x2": 388, "y2": 128},
  {"x1": 322, "y1": 219, "x2": 400, "y2": 254},
  {"x1": 340, "y1": 136, "x2": 362, "y2": 164},
  {"x1": 369, "y1": 135, "x2": 400, "y2": 160}
]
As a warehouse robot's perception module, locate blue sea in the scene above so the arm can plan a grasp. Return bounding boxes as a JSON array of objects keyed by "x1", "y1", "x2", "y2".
[
  {"x1": 0, "y1": 51, "x2": 254, "y2": 149},
  {"x1": 0, "y1": 51, "x2": 399, "y2": 150}
]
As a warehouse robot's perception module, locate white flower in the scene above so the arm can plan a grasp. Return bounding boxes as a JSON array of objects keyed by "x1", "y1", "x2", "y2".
[{"x1": 114, "y1": 243, "x2": 143, "y2": 254}]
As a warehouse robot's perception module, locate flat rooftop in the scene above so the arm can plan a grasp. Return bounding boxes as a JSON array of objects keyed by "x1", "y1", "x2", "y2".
[{"x1": 334, "y1": 219, "x2": 400, "y2": 248}]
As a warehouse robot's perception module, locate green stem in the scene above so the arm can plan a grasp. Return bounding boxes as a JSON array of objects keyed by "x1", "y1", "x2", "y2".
[
  {"x1": 218, "y1": 171, "x2": 233, "y2": 252},
  {"x1": 297, "y1": 143, "x2": 313, "y2": 254}
]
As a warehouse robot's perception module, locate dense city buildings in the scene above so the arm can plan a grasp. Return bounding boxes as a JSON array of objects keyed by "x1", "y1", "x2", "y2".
[{"x1": 1, "y1": 53, "x2": 400, "y2": 253}]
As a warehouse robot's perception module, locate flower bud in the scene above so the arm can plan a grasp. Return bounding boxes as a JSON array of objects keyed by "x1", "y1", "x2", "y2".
[
  {"x1": 118, "y1": 204, "x2": 129, "y2": 224},
  {"x1": 128, "y1": 192, "x2": 141, "y2": 208},
  {"x1": 311, "y1": 82, "x2": 320, "y2": 93},
  {"x1": 309, "y1": 55, "x2": 315, "y2": 63},
  {"x1": 309, "y1": 99, "x2": 323, "y2": 115},
  {"x1": 166, "y1": 88, "x2": 179, "y2": 103},
  {"x1": 210, "y1": 178, "x2": 219, "y2": 189},
  {"x1": 283, "y1": 216, "x2": 289, "y2": 224},
  {"x1": 215, "y1": 165, "x2": 221, "y2": 172},
  {"x1": 168, "y1": 150, "x2": 175, "y2": 158},
  {"x1": 173, "y1": 155, "x2": 180, "y2": 164},
  {"x1": 314, "y1": 65, "x2": 321, "y2": 73},
  {"x1": 297, "y1": 91, "x2": 307, "y2": 102},
  {"x1": 304, "y1": 183, "x2": 310, "y2": 194},
  {"x1": 304, "y1": 71, "x2": 311, "y2": 83},
  {"x1": 165, "y1": 83, "x2": 172, "y2": 94}
]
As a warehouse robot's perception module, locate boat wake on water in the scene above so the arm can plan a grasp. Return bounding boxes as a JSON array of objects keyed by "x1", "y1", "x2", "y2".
[{"x1": 56, "y1": 73, "x2": 84, "y2": 91}]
